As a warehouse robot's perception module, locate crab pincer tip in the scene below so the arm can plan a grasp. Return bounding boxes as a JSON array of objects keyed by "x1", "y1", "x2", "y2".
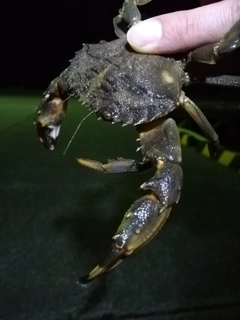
[
  {"x1": 77, "y1": 274, "x2": 93, "y2": 286},
  {"x1": 77, "y1": 246, "x2": 126, "y2": 285}
]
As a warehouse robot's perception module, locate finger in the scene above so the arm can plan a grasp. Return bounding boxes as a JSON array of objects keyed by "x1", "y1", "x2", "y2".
[{"x1": 127, "y1": 0, "x2": 240, "y2": 54}]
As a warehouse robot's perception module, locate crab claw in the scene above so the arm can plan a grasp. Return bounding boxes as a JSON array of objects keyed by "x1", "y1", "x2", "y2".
[
  {"x1": 79, "y1": 194, "x2": 171, "y2": 284},
  {"x1": 35, "y1": 79, "x2": 69, "y2": 150},
  {"x1": 79, "y1": 245, "x2": 127, "y2": 285}
]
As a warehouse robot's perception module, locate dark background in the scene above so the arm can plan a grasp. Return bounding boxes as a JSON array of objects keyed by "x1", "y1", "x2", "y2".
[{"x1": 2, "y1": 0, "x2": 201, "y2": 90}]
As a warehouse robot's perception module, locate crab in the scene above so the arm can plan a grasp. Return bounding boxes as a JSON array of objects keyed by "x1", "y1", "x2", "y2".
[{"x1": 35, "y1": 0, "x2": 240, "y2": 284}]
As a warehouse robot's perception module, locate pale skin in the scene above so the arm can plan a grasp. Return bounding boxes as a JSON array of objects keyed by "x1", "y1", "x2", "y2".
[{"x1": 127, "y1": 0, "x2": 240, "y2": 54}]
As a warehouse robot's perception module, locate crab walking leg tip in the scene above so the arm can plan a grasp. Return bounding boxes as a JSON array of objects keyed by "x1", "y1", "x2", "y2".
[
  {"x1": 77, "y1": 158, "x2": 150, "y2": 173},
  {"x1": 77, "y1": 266, "x2": 105, "y2": 285},
  {"x1": 77, "y1": 276, "x2": 91, "y2": 286},
  {"x1": 76, "y1": 158, "x2": 105, "y2": 172}
]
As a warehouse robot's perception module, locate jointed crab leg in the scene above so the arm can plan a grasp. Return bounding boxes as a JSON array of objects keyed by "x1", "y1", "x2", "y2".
[
  {"x1": 179, "y1": 91, "x2": 219, "y2": 157},
  {"x1": 79, "y1": 118, "x2": 183, "y2": 284},
  {"x1": 113, "y1": 0, "x2": 151, "y2": 38},
  {"x1": 77, "y1": 157, "x2": 152, "y2": 173},
  {"x1": 189, "y1": 19, "x2": 240, "y2": 64}
]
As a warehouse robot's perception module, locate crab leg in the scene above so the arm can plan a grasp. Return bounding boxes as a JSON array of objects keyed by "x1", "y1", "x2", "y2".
[
  {"x1": 113, "y1": 0, "x2": 151, "y2": 38},
  {"x1": 77, "y1": 157, "x2": 152, "y2": 173},
  {"x1": 188, "y1": 19, "x2": 240, "y2": 64},
  {"x1": 179, "y1": 91, "x2": 219, "y2": 157},
  {"x1": 79, "y1": 118, "x2": 183, "y2": 284}
]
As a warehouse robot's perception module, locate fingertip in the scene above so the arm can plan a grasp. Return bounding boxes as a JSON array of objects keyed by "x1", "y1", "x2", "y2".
[
  {"x1": 127, "y1": 18, "x2": 163, "y2": 53},
  {"x1": 127, "y1": 0, "x2": 239, "y2": 55}
]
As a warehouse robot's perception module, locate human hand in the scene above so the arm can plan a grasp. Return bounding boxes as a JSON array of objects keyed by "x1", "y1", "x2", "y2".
[{"x1": 127, "y1": 0, "x2": 240, "y2": 54}]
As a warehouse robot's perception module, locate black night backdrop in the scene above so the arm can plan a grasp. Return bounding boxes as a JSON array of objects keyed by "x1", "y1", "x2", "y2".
[
  {"x1": 1, "y1": 1, "x2": 240, "y2": 320},
  {"x1": 2, "y1": 0, "x2": 202, "y2": 90}
]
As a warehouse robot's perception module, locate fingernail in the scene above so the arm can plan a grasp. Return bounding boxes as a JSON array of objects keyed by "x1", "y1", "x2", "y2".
[{"x1": 127, "y1": 19, "x2": 162, "y2": 50}]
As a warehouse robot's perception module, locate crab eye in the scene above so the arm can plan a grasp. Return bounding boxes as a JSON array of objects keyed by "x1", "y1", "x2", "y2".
[{"x1": 102, "y1": 110, "x2": 112, "y2": 121}]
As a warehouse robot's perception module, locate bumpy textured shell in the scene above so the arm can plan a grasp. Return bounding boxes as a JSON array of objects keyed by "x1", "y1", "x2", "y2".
[{"x1": 61, "y1": 37, "x2": 186, "y2": 125}]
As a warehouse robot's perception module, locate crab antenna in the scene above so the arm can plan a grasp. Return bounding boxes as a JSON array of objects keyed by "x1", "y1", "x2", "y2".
[{"x1": 63, "y1": 110, "x2": 94, "y2": 156}]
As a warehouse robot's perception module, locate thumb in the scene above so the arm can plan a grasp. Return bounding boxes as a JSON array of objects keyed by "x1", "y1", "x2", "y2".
[{"x1": 127, "y1": 0, "x2": 240, "y2": 54}]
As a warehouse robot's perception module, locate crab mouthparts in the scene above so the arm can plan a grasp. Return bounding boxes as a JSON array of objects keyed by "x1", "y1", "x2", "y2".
[{"x1": 37, "y1": 123, "x2": 61, "y2": 150}]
